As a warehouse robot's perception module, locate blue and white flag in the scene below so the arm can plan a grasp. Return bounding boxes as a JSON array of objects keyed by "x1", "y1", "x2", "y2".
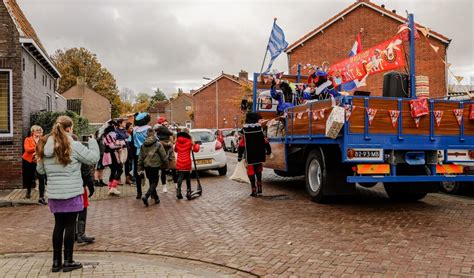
[
  {"x1": 264, "y1": 22, "x2": 288, "y2": 73},
  {"x1": 339, "y1": 33, "x2": 364, "y2": 92}
]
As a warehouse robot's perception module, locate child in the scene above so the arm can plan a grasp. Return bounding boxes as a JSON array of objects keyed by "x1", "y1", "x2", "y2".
[
  {"x1": 102, "y1": 121, "x2": 125, "y2": 195},
  {"x1": 174, "y1": 128, "x2": 200, "y2": 200},
  {"x1": 137, "y1": 128, "x2": 168, "y2": 207},
  {"x1": 238, "y1": 112, "x2": 272, "y2": 197},
  {"x1": 71, "y1": 134, "x2": 95, "y2": 244},
  {"x1": 154, "y1": 117, "x2": 176, "y2": 193}
]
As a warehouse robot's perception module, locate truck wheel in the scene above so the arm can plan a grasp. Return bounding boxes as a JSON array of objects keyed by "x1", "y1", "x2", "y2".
[
  {"x1": 440, "y1": 181, "x2": 465, "y2": 194},
  {"x1": 383, "y1": 165, "x2": 436, "y2": 202},
  {"x1": 305, "y1": 150, "x2": 327, "y2": 203},
  {"x1": 383, "y1": 183, "x2": 427, "y2": 202},
  {"x1": 218, "y1": 165, "x2": 227, "y2": 176}
]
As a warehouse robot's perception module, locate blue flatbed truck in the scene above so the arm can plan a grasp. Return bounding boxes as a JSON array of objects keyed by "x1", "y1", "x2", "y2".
[{"x1": 252, "y1": 14, "x2": 474, "y2": 202}]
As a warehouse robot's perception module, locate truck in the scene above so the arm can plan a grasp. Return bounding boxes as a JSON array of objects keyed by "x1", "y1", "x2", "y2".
[{"x1": 252, "y1": 14, "x2": 474, "y2": 203}]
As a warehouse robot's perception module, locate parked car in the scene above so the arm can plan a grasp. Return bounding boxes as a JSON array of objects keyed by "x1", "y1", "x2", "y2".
[
  {"x1": 223, "y1": 129, "x2": 240, "y2": 153},
  {"x1": 215, "y1": 128, "x2": 233, "y2": 149},
  {"x1": 190, "y1": 129, "x2": 228, "y2": 176}
]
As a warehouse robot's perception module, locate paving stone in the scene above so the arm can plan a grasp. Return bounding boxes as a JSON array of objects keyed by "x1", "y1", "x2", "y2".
[{"x1": 0, "y1": 154, "x2": 473, "y2": 276}]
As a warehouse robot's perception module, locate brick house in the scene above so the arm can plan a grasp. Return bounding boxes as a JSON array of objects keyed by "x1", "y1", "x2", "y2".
[
  {"x1": 62, "y1": 79, "x2": 111, "y2": 125},
  {"x1": 193, "y1": 71, "x2": 251, "y2": 129},
  {"x1": 0, "y1": 0, "x2": 65, "y2": 189},
  {"x1": 285, "y1": 0, "x2": 450, "y2": 98},
  {"x1": 164, "y1": 93, "x2": 193, "y2": 127},
  {"x1": 148, "y1": 100, "x2": 169, "y2": 123}
]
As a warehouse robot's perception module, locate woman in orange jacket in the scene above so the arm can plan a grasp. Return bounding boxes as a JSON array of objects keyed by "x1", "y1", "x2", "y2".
[{"x1": 22, "y1": 125, "x2": 46, "y2": 204}]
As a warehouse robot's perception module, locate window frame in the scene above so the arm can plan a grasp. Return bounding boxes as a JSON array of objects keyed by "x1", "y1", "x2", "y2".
[
  {"x1": 46, "y1": 94, "x2": 52, "y2": 112},
  {"x1": 0, "y1": 69, "x2": 13, "y2": 137}
]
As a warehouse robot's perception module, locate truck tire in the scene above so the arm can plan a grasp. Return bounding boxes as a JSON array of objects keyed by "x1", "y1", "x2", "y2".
[
  {"x1": 440, "y1": 181, "x2": 466, "y2": 195},
  {"x1": 383, "y1": 165, "x2": 434, "y2": 202},
  {"x1": 383, "y1": 183, "x2": 427, "y2": 202},
  {"x1": 305, "y1": 149, "x2": 328, "y2": 203}
]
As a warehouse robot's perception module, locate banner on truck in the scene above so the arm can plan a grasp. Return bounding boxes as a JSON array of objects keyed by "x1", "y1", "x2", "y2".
[{"x1": 329, "y1": 35, "x2": 406, "y2": 87}]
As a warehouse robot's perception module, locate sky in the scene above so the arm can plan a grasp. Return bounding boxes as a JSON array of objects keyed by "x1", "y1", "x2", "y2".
[{"x1": 18, "y1": 0, "x2": 474, "y2": 99}]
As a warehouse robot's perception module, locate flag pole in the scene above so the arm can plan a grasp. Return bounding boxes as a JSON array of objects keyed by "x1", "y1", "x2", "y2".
[{"x1": 259, "y1": 18, "x2": 277, "y2": 79}]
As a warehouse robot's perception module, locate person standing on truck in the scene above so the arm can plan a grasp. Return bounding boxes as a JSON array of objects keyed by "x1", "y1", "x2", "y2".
[{"x1": 238, "y1": 112, "x2": 272, "y2": 197}]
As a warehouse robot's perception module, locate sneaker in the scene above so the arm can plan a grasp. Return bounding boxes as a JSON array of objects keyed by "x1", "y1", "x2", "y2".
[
  {"x1": 38, "y1": 198, "x2": 47, "y2": 205},
  {"x1": 162, "y1": 186, "x2": 168, "y2": 193},
  {"x1": 250, "y1": 192, "x2": 258, "y2": 197},
  {"x1": 176, "y1": 192, "x2": 183, "y2": 200},
  {"x1": 25, "y1": 193, "x2": 31, "y2": 199},
  {"x1": 112, "y1": 188, "x2": 121, "y2": 195},
  {"x1": 154, "y1": 197, "x2": 160, "y2": 204}
]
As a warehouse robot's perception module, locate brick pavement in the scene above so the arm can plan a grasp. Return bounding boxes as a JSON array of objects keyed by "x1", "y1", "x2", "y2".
[
  {"x1": 0, "y1": 154, "x2": 474, "y2": 277},
  {"x1": 0, "y1": 252, "x2": 251, "y2": 277}
]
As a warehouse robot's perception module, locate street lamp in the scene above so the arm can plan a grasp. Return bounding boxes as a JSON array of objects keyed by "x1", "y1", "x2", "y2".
[{"x1": 203, "y1": 76, "x2": 218, "y2": 129}]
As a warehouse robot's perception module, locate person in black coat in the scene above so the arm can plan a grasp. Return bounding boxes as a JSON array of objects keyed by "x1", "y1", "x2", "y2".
[{"x1": 238, "y1": 112, "x2": 272, "y2": 197}]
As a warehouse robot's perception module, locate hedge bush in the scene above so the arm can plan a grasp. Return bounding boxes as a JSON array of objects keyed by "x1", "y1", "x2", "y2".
[{"x1": 30, "y1": 110, "x2": 91, "y2": 137}]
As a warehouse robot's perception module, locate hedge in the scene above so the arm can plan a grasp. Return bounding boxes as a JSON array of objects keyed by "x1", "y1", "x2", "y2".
[{"x1": 30, "y1": 110, "x2": 91, "y2": 137}]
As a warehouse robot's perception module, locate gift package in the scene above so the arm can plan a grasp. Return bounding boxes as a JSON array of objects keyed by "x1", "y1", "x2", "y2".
[{"x1": 325, "y1": 106, "x2": 345, "y2": 139}]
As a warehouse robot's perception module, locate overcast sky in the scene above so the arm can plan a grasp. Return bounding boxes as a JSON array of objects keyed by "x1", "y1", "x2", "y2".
[{"x1": 18, "y1": 0, "x2": 474, "y2": 98}]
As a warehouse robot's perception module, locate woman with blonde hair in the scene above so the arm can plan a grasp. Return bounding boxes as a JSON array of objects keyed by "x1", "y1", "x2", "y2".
[
  {"x1": 22, "y1": 125, "x2": 46, "y2": 203},
  {"x1": 36, "y1": 116, "x2": 99, "y2": 273}
]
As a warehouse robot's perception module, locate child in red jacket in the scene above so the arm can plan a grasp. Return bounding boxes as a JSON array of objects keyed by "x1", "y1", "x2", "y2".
[{"x1": 174, "y1": 128, "x2": 200, "y2": 200}]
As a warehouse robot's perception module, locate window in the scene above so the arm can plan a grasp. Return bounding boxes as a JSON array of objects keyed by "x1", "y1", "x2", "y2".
[
  {"x1": 49, "y1": 79, "x2": 51, "y2": 90},
  {"x1": 46, "y1": 95, "x2": 52, "y2": 112},
  {"x1": 22, "y1": 58, "x2": 25, "y2": 71},
  {"x1": 0, "y1": 70, "x2": 13, "y2": 136},
  {"x1": 34, "y1": 64, "x2": 36, "y2": 79}
]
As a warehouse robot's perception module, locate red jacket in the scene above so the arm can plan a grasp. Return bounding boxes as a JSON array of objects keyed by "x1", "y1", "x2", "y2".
[
  {"x1": 22, "y1": 136, "x2": 38, "y2": 163},
  {"x1": 174, "y1": 132, "x2": 200, "y2": 171}
]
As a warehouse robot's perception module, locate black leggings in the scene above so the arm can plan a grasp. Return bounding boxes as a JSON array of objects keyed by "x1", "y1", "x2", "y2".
[
  {"x1": 53, "y1": 212, "x2": 78, "y2": 254},
  {"x1": 108, "y1": 153, "x2": 123, "y2": 182},
  {"x1": 22, "y1": 160, "x2": 46, "y2": 197},
  {"x1": 160, "y1": 169, "x2": 177, "y2": 185},
  {"x1": 177, "y1": 171, "x2": 191, "y2": 192},
  {"x1": 133, "y1": 155, "x2": 142, "y2": 196}
]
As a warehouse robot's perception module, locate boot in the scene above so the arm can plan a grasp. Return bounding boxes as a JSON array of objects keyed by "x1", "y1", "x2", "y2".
[
  {"x1": 176, "y1": 184, "x2": 183, "y2": 199},
  {"x1": 162, "y1": 183, "x2": 168, "y2": 193},
  {"x1": 62, "y1": 249, "x2": 82, "y2": 272},
  {"x1": 112, "y1": 180, "x2": 120, "y2": 194},
  {"x1": 125, "y1": 175, "x2": 132, "y2": 185},
  {"x1": 142, "y1": 194, "x2": 149, "y2": 207},
  {"x1": 257, "y1": 182, "x2": 263, "y2": 196},
  {"x1": 99, "y1": 179, "x2": 107, "y2": 187},
  {"x1": 94, "y1": 180, "x2": 100, "y2": 187},
  {"x1": 51, "y1": 249, "x2": 62, "y2": 272},
  {"x1": 250, "y1": 184, "x2": 257, "y2": 197},
  {"x1": 186, "y1": 189, "x2": 192, "y2": 200},
  {"x1": 153, "y1": 195, "x2": 160, "y2": 204},
  {"x1": 76, "y1": 220, "x2": 95, "y2": 244}
]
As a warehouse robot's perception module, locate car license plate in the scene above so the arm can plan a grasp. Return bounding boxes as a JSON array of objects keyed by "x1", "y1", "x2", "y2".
[
  {"x1": 354, "y1": 150, "x2": 380, "y2": 158},
  {"x1": 196, "y1": 159, "x2": 212, "y2": 165}
]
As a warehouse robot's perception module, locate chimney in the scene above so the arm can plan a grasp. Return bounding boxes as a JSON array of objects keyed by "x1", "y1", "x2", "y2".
[
  {"x1": 392, "y1": 9, "x2": 396, "y2": 13},
  {"x1": 381, "y1": 4, "x2": 385, "y2": 8},
  {"x1": 238, "y1": 70, "x2": 248, "y2": 81},
  {"x1": 76, "y1": 76, "x2": 85, "y2": 86}
]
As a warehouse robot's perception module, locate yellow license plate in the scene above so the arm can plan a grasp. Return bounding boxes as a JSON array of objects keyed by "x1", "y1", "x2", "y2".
[{"x1": 196, "y1": 159, "x2": 212, "y2": 165}]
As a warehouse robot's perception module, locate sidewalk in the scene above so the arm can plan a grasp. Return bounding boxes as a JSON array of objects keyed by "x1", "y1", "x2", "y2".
[
  {"x1": 0, "y1": 184, "x2": 137, "y2": 207},
  {"x1": 0, "y1": 252, "x2": 253, "y2": 277}
]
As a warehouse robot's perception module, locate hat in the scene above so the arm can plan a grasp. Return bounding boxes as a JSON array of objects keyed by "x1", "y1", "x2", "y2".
[
  {"x1": 245, "y1": 112, "x2": 262, "y2": 124},
  {"x1": 156, "y1": 116, "x2": 167, "y2": 124},
  {"x1": 135, "y1": 112, "x2": 148, "y2": 121}
]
